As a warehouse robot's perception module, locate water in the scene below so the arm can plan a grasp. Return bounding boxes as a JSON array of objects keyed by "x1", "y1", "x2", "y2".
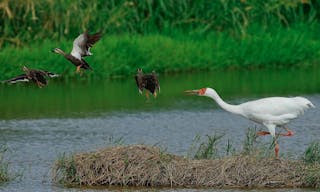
[{"x1": 0, "y1": 67, "x2": 320, "y2": 192}]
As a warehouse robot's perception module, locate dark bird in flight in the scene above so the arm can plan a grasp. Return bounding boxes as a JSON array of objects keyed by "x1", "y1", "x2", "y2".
[
  {"x1": 52, "y1": 30, "x2": 102, "y2": 73},
  {"x1": 3, "y1": 66, "x2": 59, "y2": 88},
  {"x1": 135, "y1": 68, "x2": 160, "y2": 99}
]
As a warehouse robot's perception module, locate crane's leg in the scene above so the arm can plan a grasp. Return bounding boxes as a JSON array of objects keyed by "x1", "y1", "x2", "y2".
[
  {"x1": 257, "y1": 131, "x2": 280, "y2": 158},
  {"x1": 279, "y1": 126, "x2": 294, "y2": 137},
  {"x1": 256, "y1": 131, "x2": 270, "y2": 136},
  {"x1": 146, "y1": 91, "x2": 149, "y2": 99},
  {"x1": 153, "y1": 91, "x2": 157, "y2": 98},
  {"x1": 274, "y1": 139, "x2": 279, "y2": 159}
]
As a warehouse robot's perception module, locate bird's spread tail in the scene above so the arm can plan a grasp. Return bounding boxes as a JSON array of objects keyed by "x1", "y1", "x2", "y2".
[{"x1": 46, "y1": 72, "x2": 59, "y2": 78}]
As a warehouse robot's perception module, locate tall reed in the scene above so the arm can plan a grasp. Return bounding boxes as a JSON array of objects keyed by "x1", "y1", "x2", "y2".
[
  {"x1": 0, "y1": 24, "x2": 319, "y2": 80},
  {"x1": 0, "y1": 0, "x2": 319, "y2": 47}
]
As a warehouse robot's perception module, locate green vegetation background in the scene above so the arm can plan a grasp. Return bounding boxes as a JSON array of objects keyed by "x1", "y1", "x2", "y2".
[{"x1": 0, "y1": 0, "x2": 320, "y2": 79}]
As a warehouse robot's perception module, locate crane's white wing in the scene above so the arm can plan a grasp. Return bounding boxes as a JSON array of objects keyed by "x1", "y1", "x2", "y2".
[{"x1": 239, "y1": 97, "x2": 313, "y2": 125}]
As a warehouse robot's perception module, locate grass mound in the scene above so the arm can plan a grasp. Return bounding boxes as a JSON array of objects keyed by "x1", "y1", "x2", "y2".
[{"x1": 53, "y1": 144, "x2": 320, "y2": 188}]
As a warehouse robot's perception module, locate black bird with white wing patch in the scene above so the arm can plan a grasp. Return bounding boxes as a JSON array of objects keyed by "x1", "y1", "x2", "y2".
[{"x1": 3, "y1": 66, "x2": 59, "y2": 88}]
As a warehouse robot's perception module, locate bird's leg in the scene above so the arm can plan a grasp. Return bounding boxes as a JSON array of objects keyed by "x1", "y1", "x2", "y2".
[
  {"x1": 153, "y1": 91, "x2": 157, "y2": 98},
  {"x1": 256, "y1": 131, "x2": 270, "y2": 136},
  {"x1": 36, "y1": 81, "x2": 43, "y2": 88},
  {"x1": 76, "y1": 65, "x2": 82, "y2": 73},
  {"x1": 146, "y1": 91, "x2": 149, "y2": 99},
  {"x1": 275, "y1": 139, "x2": 279, "y2": 159},
  {"x1": 279, "y1": 126, "x2": 294, "y2": 137}
]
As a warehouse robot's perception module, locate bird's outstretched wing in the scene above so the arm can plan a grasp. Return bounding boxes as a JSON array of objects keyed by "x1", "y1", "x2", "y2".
[
  {"x1": 154, "y1": 74, "x2": 160, "y2": 93},
  {"x1": 71, "y1": 31, "x2": 102, "y2": 59},
  {"x1": 142, "y1": 74, "x2": 159, "y2": 94},
  {"x1": 85, "y1": 31, "x2": 102, "y2": 55},
  {"x1": 3, "y1": 74, "x2": 29, "y2": 84},
  {"x1": 135, "y1": 74, "x2": 144, "y2": 94},
  {"x1": 147, "y1": 72, "x2": 160, "y2": 93}
]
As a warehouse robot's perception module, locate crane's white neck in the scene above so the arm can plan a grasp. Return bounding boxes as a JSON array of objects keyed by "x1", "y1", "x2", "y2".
[{"x1": 204, "y1": 88, "x2": 242, "y2": 115}]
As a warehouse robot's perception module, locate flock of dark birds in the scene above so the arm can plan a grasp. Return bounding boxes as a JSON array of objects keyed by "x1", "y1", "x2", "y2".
[{"x1": 2, "y1": 31, "x2": 160, "y2": 98}]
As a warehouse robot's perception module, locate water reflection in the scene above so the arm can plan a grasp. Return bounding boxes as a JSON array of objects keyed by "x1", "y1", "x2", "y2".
[{"x1": 0, "y1": 67, "x2": 319, "y2": 119}]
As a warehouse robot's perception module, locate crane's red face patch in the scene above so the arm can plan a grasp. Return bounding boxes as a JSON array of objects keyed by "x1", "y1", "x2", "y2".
[{"x1": 199, "y1": 88, "x2": 207, "y2": 95}]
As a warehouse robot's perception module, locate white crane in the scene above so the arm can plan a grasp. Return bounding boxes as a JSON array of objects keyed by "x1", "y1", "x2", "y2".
[{"x1": 185, "y1": 87, "x2": 315, "y2": 158}]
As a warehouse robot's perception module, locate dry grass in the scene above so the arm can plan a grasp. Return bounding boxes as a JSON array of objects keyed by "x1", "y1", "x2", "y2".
[{"x1": 52, "y1": 145, "x2": 320, "y2": 188}]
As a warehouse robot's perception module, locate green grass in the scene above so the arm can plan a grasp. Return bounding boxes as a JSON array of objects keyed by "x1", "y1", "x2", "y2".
[
  {"x1": 0, "y1": 0, "x2": 319, "y2": 47},
  {"x1": 1, "y1": 23, "x2": 319, "y2": 80},
  {"x1": 192, "y1": 134, "x2": 224, "y2": 159},
  {"x1": 53, "y1": 153, "x2": 78, "y2": 185},
  {"x1": 0, "y1": 146, "x2": 9, "y2": 184},
  {"x1": 303, "y1": 141, "x2": 320, "y2": 188},
  {"x1": 189, "y1": 127, "x2": 279, "y2": 159},
  {"x1": 303, "y1": 141, "x2": 320, "y2": 164}
]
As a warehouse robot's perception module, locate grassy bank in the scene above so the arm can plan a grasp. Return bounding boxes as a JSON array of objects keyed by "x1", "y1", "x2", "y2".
[{"x1": 1, "y1": 24, "x2": 320, "y2": 80}]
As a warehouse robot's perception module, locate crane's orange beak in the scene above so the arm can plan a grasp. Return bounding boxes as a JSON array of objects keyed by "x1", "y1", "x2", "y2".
[
  {"x1": 185, "y1": 88, "x2": 206, "y2": 96},
  {"x1": 184, "y1": 89, "x2": 200, "y2": 95}
]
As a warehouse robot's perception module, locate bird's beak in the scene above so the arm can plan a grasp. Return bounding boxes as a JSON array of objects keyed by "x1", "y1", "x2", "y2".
[{"x1": 184, "y1": 89, "x2": 200, "y2": 95}]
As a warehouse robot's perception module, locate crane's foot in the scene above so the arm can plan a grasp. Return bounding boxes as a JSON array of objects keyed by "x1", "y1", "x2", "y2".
[
  {"x1": 279, "y1": 130, "x2": 294, "y2": 137},
  {"x1": 256, "y1": 131, "x2": 270, "y2": 136}
]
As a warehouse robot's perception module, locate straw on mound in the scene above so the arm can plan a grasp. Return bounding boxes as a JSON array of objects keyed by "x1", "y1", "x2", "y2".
[{"x1": 52, "y1": 145, "x2": 320, "y2": 188}]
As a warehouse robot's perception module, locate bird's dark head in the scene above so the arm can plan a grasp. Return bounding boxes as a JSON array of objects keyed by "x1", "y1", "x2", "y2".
[
  {"x1": 185, "y1": 88, "x2": 207, "y2": 96},
  {"x1": 51, "y1": 48, "x2": 64, "y2": 55},
  {"x1": 22, "y1": 66, "x2": 29, "y2": 72},
  {"x1": 137, "y1": 68, "x2": 143, "y2": 74}
]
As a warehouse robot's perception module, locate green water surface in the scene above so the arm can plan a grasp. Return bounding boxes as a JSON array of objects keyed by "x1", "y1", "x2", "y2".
[{"x1": 0, "y1": 66, "x2": 319, "y2": 119}]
